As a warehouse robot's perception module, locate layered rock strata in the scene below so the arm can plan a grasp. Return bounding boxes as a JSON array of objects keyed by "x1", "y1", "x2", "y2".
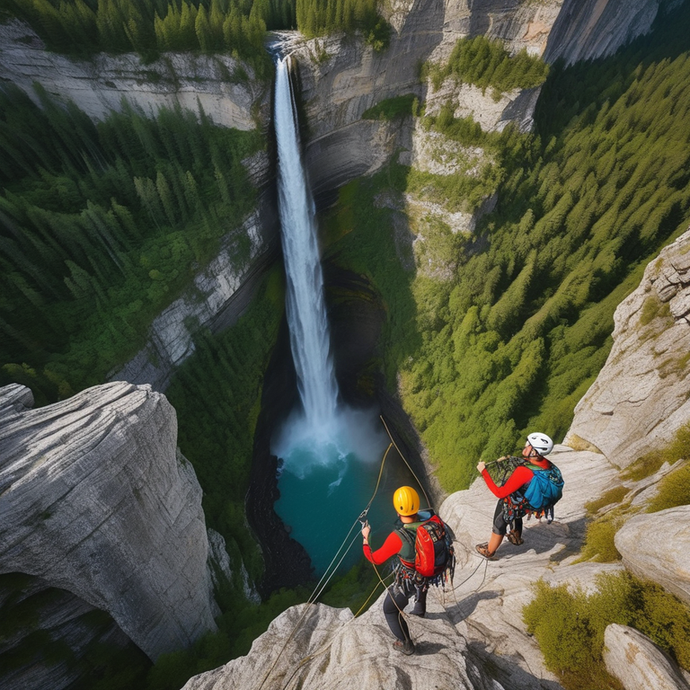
[
  {"x1": 0, "y1": 19, "x2": 268, "y2": 129},
  {"x1": 289, "y1": 0, "x2": 662, "y2": 198},
  {"x1": 111, "y1": 201, "x2": 280, "y2": 391},
  {"x1": 0, "y1": 382, "x2": 217, "y2": 661},
  {"x1": 566, "y1": 228, "x2": 690, "y2": 468}
]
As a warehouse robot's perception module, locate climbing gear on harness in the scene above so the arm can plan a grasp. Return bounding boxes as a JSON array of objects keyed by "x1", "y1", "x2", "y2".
[
  {"x1": 396, "y1": 512, "x2": 456, "y2": 587},
  {"x1": 526, "y1": 432, "x2": 553, "y2": 455},
  {"x1": 475, "y1": 543, "x2": 496, "y2": 560},
  {"x1": 393, "y1": 638, "x2": 415, "y2": 655},
  {"x1": 393, "y1": 485, "x2": 420, "y2": 516}
]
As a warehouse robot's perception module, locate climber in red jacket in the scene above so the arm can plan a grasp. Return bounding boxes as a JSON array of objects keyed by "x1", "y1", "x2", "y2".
[
  {"x1": 475, "y1": 432, "x2": 554, "y2": 559},
  {"x1": 361, "y1": 485, "x2": 427, "y2": 656}
]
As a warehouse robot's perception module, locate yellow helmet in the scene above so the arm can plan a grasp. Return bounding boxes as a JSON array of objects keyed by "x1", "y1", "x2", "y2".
[{"x1": 393, "y1": 486, "x2": 420, "y2": 516}]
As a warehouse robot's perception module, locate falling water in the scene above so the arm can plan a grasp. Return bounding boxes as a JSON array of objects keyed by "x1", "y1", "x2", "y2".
[
  {"x1": 274, "y1": 55, "x2": 339, "y2": 431},
  {"x1": 270, "y1": 49, "x2": 392, "y2": 575}
]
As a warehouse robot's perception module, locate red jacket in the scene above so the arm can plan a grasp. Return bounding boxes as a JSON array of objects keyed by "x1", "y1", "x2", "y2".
[
  {"x1": 363, "y1": 531, "x2": 404, "y2": 565},
  {"x1": 481, "y1": 457, "x2": 552, "y2": 498}
]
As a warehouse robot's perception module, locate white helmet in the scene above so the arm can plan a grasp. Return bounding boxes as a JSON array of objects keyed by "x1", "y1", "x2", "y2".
[{"x1": 527, "y1": 432, "x2": 553, "y2": 456}]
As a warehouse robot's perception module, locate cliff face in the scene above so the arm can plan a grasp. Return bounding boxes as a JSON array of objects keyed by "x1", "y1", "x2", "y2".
[
  {"x1": 290, "y1": 0, "x2": 662, "y2": 199},
  {"x1": 0, "y1": 19, "x2": 266, "y2": 129},
  {"x1": 0, "y1": 382, "x2": 217, "y2": 662},
  {"x1": 566, "y1": 227, "x2": 690, "y2": 468}
]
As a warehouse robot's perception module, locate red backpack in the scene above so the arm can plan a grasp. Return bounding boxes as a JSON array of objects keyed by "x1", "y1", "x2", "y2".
[{"x1": 398, "y1": 513, "x2": 455, "y2": 581}]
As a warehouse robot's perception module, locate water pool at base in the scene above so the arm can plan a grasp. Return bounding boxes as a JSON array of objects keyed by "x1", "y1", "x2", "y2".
[{"x1": 273, "y1": 409, "x2": 417, "y2": 576}]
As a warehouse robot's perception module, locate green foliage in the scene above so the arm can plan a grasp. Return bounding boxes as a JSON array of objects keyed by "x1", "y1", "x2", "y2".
[
  {"x1": 362, "y1": 94, "x2": 417, "y2": 120},
  {"x1": 623, "y1": 421, "x2": 690, "y2": 482},
  {"x1": 0, "y1": 85, "x2": 264, "y2": 401},
  {"x1": 578, "y1": 511, "x2": 625, "y2": 562},
  {"x1": 2, "y1": 0, "x2": 279, "y2": 65},
  {"x1": 324, "y1": 2, "x2": 690, "y2": 491},
  {"x1": 584, "y1": 485, "x2": 630, "y2": 515},
  {"x1": 166, "y1": 268, "x2": 284, "y2": 581},
  {"x1": 648, "y1": 460, "x2": 690, "y2": 513},
  {"x1": 523, "y1": 572, "x2": 690, "y2": 690},
  {"x1": 295, "y1": 0, "x2": 390, "y2": 50},
  {"x1": 428, "y1": 35, "x2": 549, "y2": 94},
  {"x1": 145, "y1": 586, "x2": 308, "y2": 690}
]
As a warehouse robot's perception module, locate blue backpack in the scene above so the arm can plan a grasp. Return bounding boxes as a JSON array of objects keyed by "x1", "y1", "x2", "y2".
[{"x1": 523, "y1": 464, "x2": 564, "y2": 510}]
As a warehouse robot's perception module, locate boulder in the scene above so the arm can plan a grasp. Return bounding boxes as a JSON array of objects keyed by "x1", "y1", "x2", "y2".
[
  {"x1": 0, "y1": 382, "x2": 217, "y2": 660},
  {"x1": 603, "y1": 624, "x2": 690, "y2": 690},
  {"x1": 614, "y1": 506, "x2": 690, "y2": 607},
  {"x1": 566, "y1": 228, "x2": 690, "y2": 468}
]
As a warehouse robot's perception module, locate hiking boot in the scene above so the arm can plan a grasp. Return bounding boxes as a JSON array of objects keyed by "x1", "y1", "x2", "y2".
[
  {"x1": 393, "y1": 638, "x2": 415, "y2": 656},
  {"x1": 410, "y1": 608, "x2": 425, "y2": 618},
  {"x1": 475, "y1": 543, "x2": 496, "y2": 560},
  {"x1": 507, "y1": 531, "x2": 524, "y2": 546}
]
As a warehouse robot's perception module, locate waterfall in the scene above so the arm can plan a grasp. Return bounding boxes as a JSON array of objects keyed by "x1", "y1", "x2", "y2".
[
  {"x1": 274, "y1": 55, "x2": 339, "y2": 432},
  {"x1": 270, "y1": 49, "x2": 390, "y2": 576}
]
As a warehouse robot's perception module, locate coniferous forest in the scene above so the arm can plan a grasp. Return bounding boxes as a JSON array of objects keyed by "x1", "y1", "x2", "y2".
[{"x1": 2, "y1": 1, "x2": 690, "y2": 689}]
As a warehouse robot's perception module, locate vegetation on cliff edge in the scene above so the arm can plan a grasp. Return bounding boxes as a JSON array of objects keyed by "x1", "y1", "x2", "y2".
[{"x1": 325, "y1": 0, "x2": 690, "y2": 491}]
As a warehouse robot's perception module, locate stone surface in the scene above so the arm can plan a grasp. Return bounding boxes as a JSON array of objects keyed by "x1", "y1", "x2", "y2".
[
  {"x1": 544, "y1": 0, "x2": 661, "y2": 65},
  {"x1": 603, "y1": 624, "x2": 690, "y2": 690},
  {"x1": 566, "y1": 228, "x2": 690, "y2": 468},
  {"x1": 0, "y1": 382, "x2": 217, "y2": 661},
  {"x1": 614, "y1": 506, "x2": 690, "y2": 608},
  {"x1": 110, "y1": 198, "x2": 279, "y2": 391},
  {"x1": 0, "y1": 19, "x2": 269, "y2": 129},
  {"x1": 0, "y1": 574, "x2": 143, "y2": 690},
  {"x1": 181, "y1": 602, "x2": 502, "y2": 690},
  {"x1": 290, "y1": 0, "x2": 661, "y2": 199}
]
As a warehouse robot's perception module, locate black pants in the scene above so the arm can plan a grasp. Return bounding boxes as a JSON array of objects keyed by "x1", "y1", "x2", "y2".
[
  {"x1": 492, "y1": 499, "x2": 522, "y2": 536},
  {"x1": 383, "y1": 579, "x2": 427, "y2": 641}
]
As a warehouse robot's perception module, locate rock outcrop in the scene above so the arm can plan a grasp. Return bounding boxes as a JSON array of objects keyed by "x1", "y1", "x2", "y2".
[
  {"x1": 0, "y1": 19, "x2": 268, "y2": 129},
  {"x1": 543, "y1": 0, "x2": 662, "y2": 65},
  {"x1": 603, "y1": 624, "x2": 690, "y2": 690},
  {"x1": 288, "y1": 0, "x2": 661, "y2": 199},
  {"x1": 111, "y1": 203, "x2": 279, "y2": 391},
  {"x1": 0, "y1": 382, "x2": 217, "y2": 661},
  {"x1": 614, "y1": 506, "x2": 690, "y2": 608},
  {"x1": 182, "y1": 601, "x2": 501, "y2": 690},
  {"x1": 566, "y1": 228, "x2": 690, "y2": 468}
]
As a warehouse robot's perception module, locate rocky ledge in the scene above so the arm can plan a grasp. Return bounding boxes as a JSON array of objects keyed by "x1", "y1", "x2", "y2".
[
  {"x1": 0, "y1": 381, "x2": 217, "y2": 661},
  {"x1": 566, "y1": 227, "x2": 690, "y2": 468}
]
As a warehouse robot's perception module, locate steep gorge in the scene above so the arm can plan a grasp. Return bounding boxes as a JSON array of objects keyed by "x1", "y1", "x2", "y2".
[{"x1": 0, "y1": 1, "x2": 687, "y2": 688}]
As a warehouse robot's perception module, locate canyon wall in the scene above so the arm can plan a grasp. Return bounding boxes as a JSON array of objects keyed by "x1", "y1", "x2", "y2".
[
  {"x1": 0, "y1": 382, "x2": 218, "y2": 664},
  {"x1": 290, "y1": 0, "x2": 664, "y2": 200}
]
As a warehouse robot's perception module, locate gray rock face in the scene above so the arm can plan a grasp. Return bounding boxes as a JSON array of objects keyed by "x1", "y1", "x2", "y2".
[
  {"x1": 0, "y1": 574, "x2": 140, "y2": 690},
  {"x1": 0, "y1": 382, "x2": 217, "y2": 661},
  {"x1": 614, "y1": 506, "x2": 690, "y2": 608},
  {"x1": 0, "y1": 19, "x2": 268, "y2": 128},
  {"x1": 291, "y1": 0, "x2": 660, "y2": 198},
  {"x1": 544, "y1": 0, "x2": 661, "y2": 65},
  {"x1": 603, "y1": 624, "x2": 690, "y2": 690},
  {"x1": 110, "y1": 203, "x2": 279, "y2": 390},
  {"x1": 566, "y1": 228, "x2": 690, "y2": 468}
]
